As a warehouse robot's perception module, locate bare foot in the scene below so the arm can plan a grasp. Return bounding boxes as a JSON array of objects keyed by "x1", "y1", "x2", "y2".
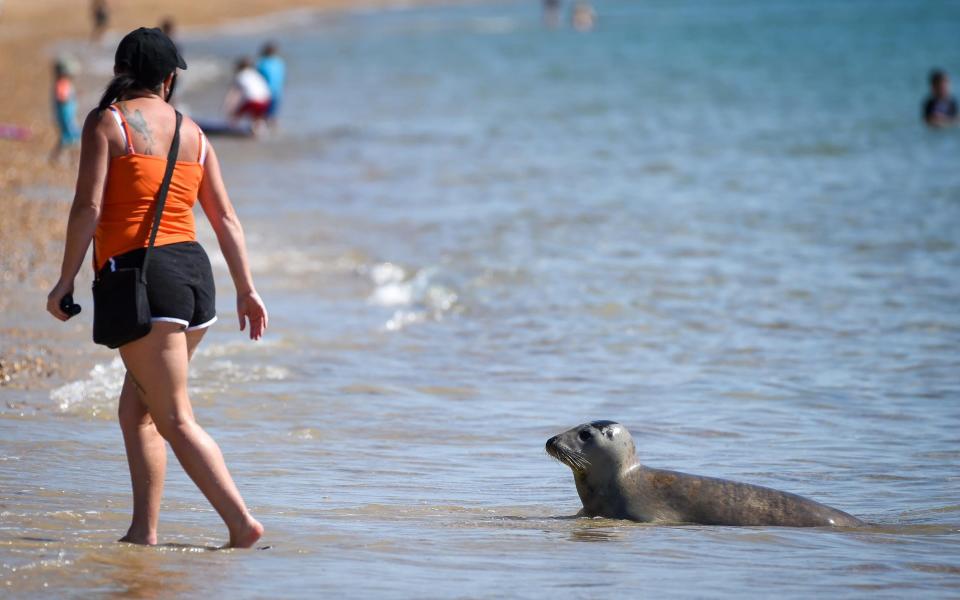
[
  {"x1": 119, "y1": 528, "x2": 157, "y2": 546},
  {"x1": 228, "y1": 515, "x2": 264, "y2": 549}
]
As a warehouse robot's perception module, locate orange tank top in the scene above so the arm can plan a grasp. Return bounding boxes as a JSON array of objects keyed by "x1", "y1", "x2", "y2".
[{"x1": 94, "y1": 105, "x2": 206, "y2": 271}]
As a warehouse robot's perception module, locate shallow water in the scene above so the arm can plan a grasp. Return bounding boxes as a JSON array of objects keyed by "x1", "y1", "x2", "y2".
[{"x1": 3, "y1": 0, "x2": 960, "y2": 596}]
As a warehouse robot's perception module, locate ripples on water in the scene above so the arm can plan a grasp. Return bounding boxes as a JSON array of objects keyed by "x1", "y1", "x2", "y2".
[{"x1": 3, "y1": 0, "x2": 960, "y2": 596}]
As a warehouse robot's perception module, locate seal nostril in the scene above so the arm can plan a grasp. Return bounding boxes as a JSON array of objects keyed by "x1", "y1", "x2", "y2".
[{"x1": 546, "y1": 436, "x2": 557, "y2": 449}]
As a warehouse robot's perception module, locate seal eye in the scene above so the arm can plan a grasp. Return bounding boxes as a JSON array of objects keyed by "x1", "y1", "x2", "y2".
[{"x1": 578, "y1": 430, "x2": 593, "y2": 442}]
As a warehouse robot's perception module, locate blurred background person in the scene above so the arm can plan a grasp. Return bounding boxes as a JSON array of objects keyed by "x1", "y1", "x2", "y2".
[
  {"x1": 924, "y1": 69, "x2": 957, "y2": 128},
  {"x1": 90, "y1": 0, "x2": 109, "y2": 43},
  {"x1": 256, "y1": 42, "x2": 286, "y2": 127},
  {"x1": 160, "y1": 17, "x2": 177, "y2": 40},
  {"x1": 572, "y1": 2, "x2": 596, "y2": 32},
  {"x1": 159, "y1": 18, "x2": 185, "y2": 107},
  {"x1": 225, "y1": 57, "x2": 272, "y2": 133},
  {"x1": 49, "y1": 58, "x2": 79, "y2": 164},
  {"x1": 543, "y1": 0, "x2": 562, "y2": 29}
]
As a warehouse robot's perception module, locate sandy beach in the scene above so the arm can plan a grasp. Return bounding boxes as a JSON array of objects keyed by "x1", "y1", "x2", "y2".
[{"x1": 0, "y1": 0, "x2": 462, "y2": 389}]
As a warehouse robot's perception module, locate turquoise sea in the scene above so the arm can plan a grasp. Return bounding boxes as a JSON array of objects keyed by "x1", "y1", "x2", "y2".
[{"x1": 2, "y1": 0, "x2": 960, "y2": 596}]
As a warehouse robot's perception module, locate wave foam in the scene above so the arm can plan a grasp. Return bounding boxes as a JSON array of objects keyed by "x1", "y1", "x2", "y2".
[
  {"x1": 50, "y1": 358, "x2": 126, "y2": 418},
  {"x1": 365, "y1": 262, "x2": 459, "y2": 331},
  {"x1": 49, "y1": 350, "x2": 290, "y2": 419}
]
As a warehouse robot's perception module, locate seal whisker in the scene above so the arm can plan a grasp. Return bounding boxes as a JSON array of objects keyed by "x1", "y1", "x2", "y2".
[{"x1": 548, "y1": 443, "x2": 590, "y2": 472}]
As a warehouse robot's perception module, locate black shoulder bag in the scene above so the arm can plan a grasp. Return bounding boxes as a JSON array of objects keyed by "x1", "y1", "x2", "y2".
[{"x1": 92, "y1": 111, "x2": 182, "y2": 349}]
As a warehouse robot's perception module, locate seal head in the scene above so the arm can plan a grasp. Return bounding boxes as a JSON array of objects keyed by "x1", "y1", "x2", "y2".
[
  {"x1": 546, "y1": 421, "x2": 643, "y2": 519},
  {"x1": 546, "y1": 420, "x2": 636, "y2": 474}
]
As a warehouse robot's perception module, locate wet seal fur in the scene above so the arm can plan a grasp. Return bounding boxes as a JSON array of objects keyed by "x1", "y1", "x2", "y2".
[{"x1": 546, "y1": 421, "x2": 865, "y2": 527}]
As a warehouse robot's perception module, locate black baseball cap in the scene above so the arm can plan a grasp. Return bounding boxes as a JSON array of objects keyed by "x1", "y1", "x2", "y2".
[{"x1": 115, "y1": 27, "x2": 187, "y2": 88}]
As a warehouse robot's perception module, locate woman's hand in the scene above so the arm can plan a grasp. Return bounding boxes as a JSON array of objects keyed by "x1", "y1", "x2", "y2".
[
  {"x1": 237, "y1": 290, "x2": 268, "y2": 340},
  {"x1": 46, "y1": 279, "x2": 75, "y2": 322}
]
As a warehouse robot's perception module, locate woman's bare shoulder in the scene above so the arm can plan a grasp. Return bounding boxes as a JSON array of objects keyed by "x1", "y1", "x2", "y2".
[
  {"x1": 82, "y1": 107, "x2": 111, "y2": 131},
  {"x1": 180, "y1": 113, "x2": 205, "y2": 136},
  {"x1": 82, "y1": 107, "x2": 121, "y2": 149}
]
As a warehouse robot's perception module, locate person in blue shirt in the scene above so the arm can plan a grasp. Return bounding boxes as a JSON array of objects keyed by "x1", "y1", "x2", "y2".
[
  {"x1": 256, "y1": 42, "x2": 286, "y2": 126},
  {"x1": 50, "y1": 58, "x2": 80, "y2": 163}
]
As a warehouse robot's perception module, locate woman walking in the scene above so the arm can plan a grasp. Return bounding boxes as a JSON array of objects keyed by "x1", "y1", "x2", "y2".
[{"x1": 47, "y1": 27, "x2": 266, "y2": 548}]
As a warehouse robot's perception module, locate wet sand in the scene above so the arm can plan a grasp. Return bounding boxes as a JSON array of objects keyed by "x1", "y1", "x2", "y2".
[{"x1": 0, "y1": 0, "x2": 467, "y2": 389}]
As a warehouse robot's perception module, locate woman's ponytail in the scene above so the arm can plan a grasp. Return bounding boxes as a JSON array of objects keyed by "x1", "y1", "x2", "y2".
[{"x1": 97, "y1": 74, "x2": 139, "y2": 113}]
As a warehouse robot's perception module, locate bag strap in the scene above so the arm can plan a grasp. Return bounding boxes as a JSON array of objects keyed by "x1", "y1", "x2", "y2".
[{"x1": 140, "y1": 110, "x2": 182, "y2": 282}]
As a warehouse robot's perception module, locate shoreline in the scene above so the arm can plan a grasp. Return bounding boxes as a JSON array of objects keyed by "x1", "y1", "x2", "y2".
[{"x1": 0, "y1": 0, "x2": 485, "y2": 391}]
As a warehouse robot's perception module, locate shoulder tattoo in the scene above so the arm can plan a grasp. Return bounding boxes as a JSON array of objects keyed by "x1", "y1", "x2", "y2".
[{"x1": 121, "y1": 106, "x2": 155, "y2": 154}]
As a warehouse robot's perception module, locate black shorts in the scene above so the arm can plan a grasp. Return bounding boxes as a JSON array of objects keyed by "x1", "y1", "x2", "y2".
[{"x1": 103, "y1": 241, "x2": 217, "y2": 331}]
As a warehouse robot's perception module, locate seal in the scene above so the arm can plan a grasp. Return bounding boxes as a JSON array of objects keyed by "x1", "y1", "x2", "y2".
[{"x1": 546, "y1": 420, "x2": 865, "y2": 527}]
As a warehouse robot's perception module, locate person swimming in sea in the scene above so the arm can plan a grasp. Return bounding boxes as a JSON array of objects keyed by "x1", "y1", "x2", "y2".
[
  {"x1": 571, "y1": 2, "x2": 596, "y2": 32},
  {"x1": 923, "y1": 69, "x2": 958, "y2": 128},
  {"x1": 543, "y1": 0, "x2": 562, "y2": 29}
]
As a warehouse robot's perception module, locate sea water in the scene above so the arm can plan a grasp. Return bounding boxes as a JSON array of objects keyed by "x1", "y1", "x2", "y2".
[{"x1": 2, "y1": 0, "x2": 959, "y2": 596}]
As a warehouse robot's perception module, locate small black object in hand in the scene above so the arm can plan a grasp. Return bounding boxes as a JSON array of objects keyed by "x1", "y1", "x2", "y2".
[{"x1": 60, "y1": 294, "x2": 82, "y2": 318}]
